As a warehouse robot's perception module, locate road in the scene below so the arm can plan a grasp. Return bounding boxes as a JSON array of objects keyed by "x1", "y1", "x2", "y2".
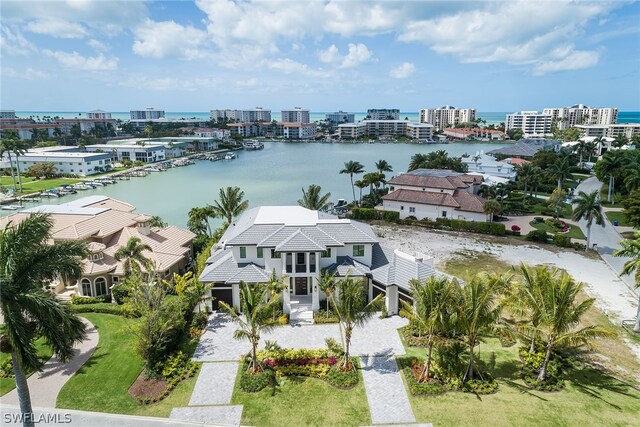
[{"x1": 574, "y1": 176, "x2": 637, "y2": 290}]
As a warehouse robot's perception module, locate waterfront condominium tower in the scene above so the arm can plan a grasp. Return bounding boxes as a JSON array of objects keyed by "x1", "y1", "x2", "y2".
[
  {"x1": 281, "y1": 107, "x2": 310, "y2": 123},
  {"x1": 325, "y1": 111, "x2": 355, "y2": 124},
  {"x1": 130, "y1": 108, "x2": 165, "y2": 120},
  {"x1": 210, "y1": 108, "x2": 272, "y2": 123},
  {"x1": 419, "y1": 106, "x2": 477, "y2": 130},
  {"x1": 366, "y1": 108, "x2": 400, "y2": 120},
  {"x1": 506, "y1": 111, "x2": 553, "y2": 138},
  {"x1": 542, "y1": 104, "x2": 618, "y2": 130}
]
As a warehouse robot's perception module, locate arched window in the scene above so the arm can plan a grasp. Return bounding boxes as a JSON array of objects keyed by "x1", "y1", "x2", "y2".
[
  {"x1": 81, "y1": 278, "x2": 92, "y2": 297},
  {"x1": 94, "y1": 277, "x2": 107, "y2": 296}
]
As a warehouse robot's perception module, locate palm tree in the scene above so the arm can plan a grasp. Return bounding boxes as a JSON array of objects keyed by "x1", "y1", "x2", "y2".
[
  {"x1": 210, "y1": 186, "x2": 249, "y2": 224},
  {"x1": 0, "y1": 214, "x2": 88, "y2": 426},
  {"x1": 5, "y1": 139, "x2": 28, "y2": 193},
  {"x1": 401, "y1": 276, "x2": 459, "y2": 379},
  {"x1": 375, "y1": 160, "x2": 393, "y2": 176},
  {"x1": 574, "y1": 141, "x2": 589, "y2": 167},
  {"x1": 363, "y1": 172, "x2": 385, "y2": 192},
  {"x1": 408, "y1": 153, "x2": 429, "y2": 171},
  {"x1": 548, "y1": 158, "x2": 572, "y2": 190},
  {"x1": 114, "y1": 237, "x2": 152, "y2": 275},
  {"x1": 515, "y1": 163, "x2": 535, "y2": 196},
  {"x1": 266, "y1": 269, "x2": 287, "y2": 321},
  {"x1": 530, "y1": 271, "x2": 612, "y2": 381},
  {"x1": 623, "y1": 166, "x2": 640, "y2": 193},
  {"x1": 339, "y1": 161, "x2": 365, "y2": 203},
  {"x1": 613, "y1": 230, "x2": 640, "y2": 332},
  {"x1": 316, "y1": 270, "x2": 336, "y2": 318},
  {"x1": 149, "y1": 215, "x2": 167, "y2": 228},
  {"x1": 187, "y1": 206, "x2": 216, "y2": 236},
  {"x1": 0, "y1": 138, "x2": 18, "y2": 192},
  {"x1": 572, "y1": 190, "x2": 604, "y2": 251},
  {"x1": 612, "y1": 134, "x2": 629, "y2": 149},
  {"x1": 598, "y1": 151, "x2": 624, "y2": 203},
  {"x1": 457, "y1": 273, "x2": 508, "y2": 381},
  {"x1": 331, "y1": 276, "x2": 384, "y2": 369},
  {"x1": 298, "y1": 184, "x2": 332, "y2": 211},
  {"x1": 354, "y1": 180, "x2": 367, "y2": 205},
  {"x1": 219, "y1": 281, "x2": 280, "y2": 372},
  {"x1": 483, "y1": 199, "x2": 502, "y2": 221}
]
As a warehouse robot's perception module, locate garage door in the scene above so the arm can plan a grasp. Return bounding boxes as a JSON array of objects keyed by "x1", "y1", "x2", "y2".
[{"x1": 211, "y1": 287, "x2": 233, "y2": 311}]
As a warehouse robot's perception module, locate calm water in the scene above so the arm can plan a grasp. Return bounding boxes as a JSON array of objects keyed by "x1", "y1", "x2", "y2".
[{"x1": 4, "y1": 141, "x2": 509, "y2": 227}]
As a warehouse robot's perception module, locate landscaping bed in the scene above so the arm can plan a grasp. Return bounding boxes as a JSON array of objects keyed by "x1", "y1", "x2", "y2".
[
  {"x1": 313, "y1": 300, "x2": 339, "y2": 324},
  {"x1": 0, "y1": 338, "x2": 53, "y2": 396}
]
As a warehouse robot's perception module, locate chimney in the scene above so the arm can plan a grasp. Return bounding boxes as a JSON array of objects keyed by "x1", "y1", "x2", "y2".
[{"x1": 135, "y1": 216, "x2": 151, "y2": 235}]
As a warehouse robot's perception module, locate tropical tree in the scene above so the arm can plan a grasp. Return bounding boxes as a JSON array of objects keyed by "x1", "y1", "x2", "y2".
[
  {"x1": 623, "y1": 166, "x2": 640, "y2": 193},
  {"x1": 332, "y1": 276, "x2": 384, "y2": 369},
  {"x1": 339, "y1": 160, "x2": 365, "y2": 203},
  {"x1": 187, "y1": 206, "x2": 216, "y2": 236},
  {"x1": 515, "y1": 163, "x2": 535, "y2": 195},
  {"x1": 0, "y1": 138, "x2": 18, "y2": 191},
  {"x1": 546, "y1": 188, "x2": 567, "y2": 220},
  {"x1": 613, "y1": 230, "x2": 640, "y2": 333},
  {"x1": 408, "y1": 150, "x2": 467, "y2": 173},
  {"x1": 219, "y1": 281, "x2": 280, "y2": 372},
  {"x1": 483, "y1": 199, "x2": 502, "y2": 221},
  {"x1": 210, "y1": 186, "x2": 249, "y2": 224},
  {"x1": 114, "y1": 237, "x2": 152, "y2": 275},
  {"x1": 401, "y1": 276, "x2": 459, "y2": 379},
  {"x1": 596, "y1": 151, "x2": 625, "y2": 203},
  {"x1": 612, "y1": 134, "x2": 629, "y2": 149},
  {"x1": 266, "y1": 269, "x2": 287, "y2": 320},
  {"x1": 571, "y1": 190, "x2": 604, "y2": 251},
  {"x1": 0, "y1": 214, "x2": 88, "y2": 426},
  {"x1": 547, "y1": 157, "x2": 572, "y2": 190},
  {"x1": 530, "y1": 271, "x2": 612, "y2": 381},
  {"x1": 298, "y1": 184, "x2": 332, "y2": 211},
  {"x1": 149, "y1": 215, "x2": 167, "y2": 228},
  {"x1": 375, "y1": 160, "x2": 393, "y2": 183},
  {"x1": 573, "y1": 141, "x2": 590, "y2": 167},
  {"x1": 316, "y1": 270, "x2": 336, "y2": 318},
  {"x1": 354, "y1": 180, "x2": 367, "y2": 205},
  {"x1": 457, "y1": 273, "x2": 508, "y2": 381}
]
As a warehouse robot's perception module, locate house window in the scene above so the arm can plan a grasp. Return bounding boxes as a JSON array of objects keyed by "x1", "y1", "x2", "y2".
[
  {"x1": 321, "y1": 248, "x2": 332, "y2": 258},
  {"x1": 112, "y1": 276, "x2": 119, "y2": 284},
  {"x1": 400, "y1": 205, "x2": 404, "y2": 210},
  {"x1": 409, "y1": 207, "x2": 416, "y2": 213},
  {"x1": 442, "y1": 211, "x2": 447, "y2": 218},
  {"x1": 81, "y1": 278, "x2": 92, "y2": 296},
  {"x1": 271, "y1": 249, "x2": 281, "y2": 259},
  {"x1": 94, "y1": 277, "x2": 107, "y2": 296},
  {"x1": 257, "y1": 247, "x2": 263, "y2": 258},
  {"x1": 353, "y1": 245, "x2": 365, "y2": 257},
  {"x1": 239, "y1": 247, "x2": 246, "y2": 258}
]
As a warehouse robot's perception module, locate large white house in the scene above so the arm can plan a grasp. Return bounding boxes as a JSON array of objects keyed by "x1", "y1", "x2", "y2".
[
  {"x1": 199, "y1": 206, "x2": 442, "y2": 322},
  {"x1": 382, "y1": 169, "x2": 487, "y2": 222}
]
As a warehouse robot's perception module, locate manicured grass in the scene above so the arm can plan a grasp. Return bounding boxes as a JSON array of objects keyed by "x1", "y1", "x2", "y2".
[
  {"x1": 56, "y1": 313, "x2": 198, "y2": 417},
  {"x1": 529, "y1": 201, "x2": 574, "y2": 218},
  {"x1": 0, "y1": 338, "x2": 53, "y2": 396},
  {"x1": 232, "y1": 366, "x2": 370, "y2": 427},
  {"x1": 529, "y1": 221, "x2": 586, "y2": 240},
  {"x1": 1, "y1": 177, "x2": 83, "y2": 194},
  {"x1": 605, "y1": 211, "x2": 632, "y2": 227}
]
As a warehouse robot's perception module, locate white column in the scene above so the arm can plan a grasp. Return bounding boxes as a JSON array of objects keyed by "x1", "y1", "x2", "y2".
[
  {"x1": 305, "y1": 252, "x2": 310, "y2": 273},
  {"x1": 368, "y1": 279, "x2": 373, "y2": 302},
  {"x1": 283, "y1": 277, "x2": 291, "y2": 314},
  {"x1": 232, "y1": 284, "x2": 241, "y2": 311},
  {"x1": 312, "y1": 275, "x2": 320, "y2": 311},
  {"x1": 386, "y1": 285, "x2": 398, "y2": 315}
]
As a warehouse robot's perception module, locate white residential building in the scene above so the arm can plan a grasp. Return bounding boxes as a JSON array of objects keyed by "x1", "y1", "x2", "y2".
[
  {"x1": 279, "y1": 123, "x2": 317, "y2": 140},
  {"x1": 4, "y1": 150, "x2": 113, "y2": 176},
  {"x1": 85, "y1": 144, "x2": 166, "y2": 163},
  {"x1": 443, "y1": 128, "x2": 505, "y2": 141},
  {"x1": 0, "y1": 110, "x2": 17, "y2": 119},
  {"x1": 575, "y1": 123, "x2": 640, "y2": 139},
  {"x1": 86, "y1": 110, "x2": 112, "y2": 119},
  {"x1": 192, "y1": 128, "x2": 230, "y2": 140},
  {"x1": 338, "y1": 120, "x2": 434, "y2": 140},
  {"x1": 506, "y1": 111, "x2": 552, "y2": 138},
  {"x1": 199, "y1": 206, "x2": 443, "y2": 318},
  {"x1": 281, "y1": 108, "x2": 310, "y2": 123},
  {"x1": 130, "y1": 108, "x2": 165, "y2": 120},
  {"x1": 210, "y1": 108, "x2": 271, "y2": 123},
  {"x1": 543, "y1": 104, "x2": 617, "y2": 130},
  {"x1": 325, "y1": 111, "x2": 355, "y2": 124},
  {"x1": 462, "y1": 152, "x2": 516, "y2": 179},
  {"x1": 419, "y1": 106, "x2": 477, "y2": 130},
  {"x1": 366, "y1": 109, "x2": 400, "y2": 120}
]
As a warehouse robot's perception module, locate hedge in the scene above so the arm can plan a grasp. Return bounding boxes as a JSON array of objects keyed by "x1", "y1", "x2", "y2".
[
  {"x1": 435, "y1": 218, "x2": 506, "y2": 236},
  {"x1": 69, "y1": 303, "x2": 123, "y2": 316},
  {"x1": 350, "y1": 208, "x2": 400, "y2": 222}
]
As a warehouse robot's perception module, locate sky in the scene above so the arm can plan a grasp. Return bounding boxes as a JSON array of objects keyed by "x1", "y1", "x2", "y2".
[{"x1": 1, "y1": 0, "x2": 639, "y2": 112}]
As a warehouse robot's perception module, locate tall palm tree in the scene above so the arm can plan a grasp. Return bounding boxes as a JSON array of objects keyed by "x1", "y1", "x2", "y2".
[
  {"x1": 530, "y1": 271, "x2": 612, "y2": 381},
  {"x1": 401, "y1": 276, "x2": 459, "y2": 379},
  {"x1": 354, "y1": 180, "x2": 367, "y2": 205},
  {"x1": 457, "y1": 272, "x2": 508, "y2": 381},
  {"x1": 0, "y1": 138, "x2": 18, "y2": 192},
  {"x1": 210, "y1": 186, "x2": 249, "y2": 224},
  {"x1": 5, "y1": 139, "x2": 28, "y2": 194},
  {"x1": 363, "y1": 172, "x2": 385, "y2": 192},
  {"x1": 298, "y1": 184, "x2": 332, "y2": 211},
  {"x1": 572, "y1": 190, "x2": 604, "y2": 251},
  {"x1": 515, "y1": 163, "x2": 535, "y2": 195},
  {"x1": 408, "y1": 153, "x2": 429, "y2": 171},
  {"x1": 375, "y1": 160, "x2": 393, "y2": 175},
  {"x1": 114, "y1": 237, "x2": 152, "y2": 275},
  {"x1": 574, "y1": 141, "x2": 589, "y2": 167},
  {"x1": 597, "y1": 151, "x2": 624, "y2": 203},
  {"x1": 0, "y1": 214, "x2": 88, "y2": 427},
  {"x1": 613, "y1": 230, "x2": 640, "y2": 332},
  {"x1": 548, "y1": 157, "x2": 572, "y2": 190},
  {"x1": 187, "y1": 206, "x2": 216, "y2": 236},
  {"x1": 316, "y1": 270, "x2": 336, "y2": 318},
  {"x1": 219, "y1": 281, "x2": 280, "y2": 372},
  {"x1": 148, "y1": 215, "x2": 167, "y2": 228},
  {"x1": 331, "y1": 276, "x2": 383, "y2": 369},
  {"x1": 339, "y1": 161, "x2": 364, "y2": 203},
  {"x1": 623, "y1": 166, "x2": 640, "y2": 193}
]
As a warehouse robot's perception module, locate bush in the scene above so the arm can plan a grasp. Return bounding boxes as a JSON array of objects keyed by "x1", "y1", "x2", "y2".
[
  {"x1": 69, "y1": 303, "x2": 123, "y2": 315},
  {"x1": 398, "y1": 359, "x2": 445, "y2": 396},
  {"x1": 238, "y1": 364, "x2": 274, "y2": 392},
  {"x1": 190, "y1": 311, "x2": 209, "y2": 330},
  {"x1": 155, "y1": 351, "x2": 196, "y2": 381},
  {"x1": 434, "y1": 218, "x2": 506, "y2": 236},
  {"x1": 71, "y1": 295, "x2": 105, "y2": 305},
  {"x1": 462, "y1": 378, "x2": 499, "y2": 394},
  {"x1": 325, "y1": 358, "x2": 360, "y2": 388},
  {"x1": 552, "y1": 234, "x2": 572, "y2": 248},
  {"x1": 525, "y1": 229, "x2": 550, "y2": 243},
  {"x1": 0, "y1": 358, "x2": 13, "y2": 378},
  {"x1": 111, "y1": 283, "x2": 131, "y2": 305},
  {"x1": 350, "y1": 208, "x2": 399, "y2": 223},
  {"x1": 533, "y1": 217, "x2": 544, "y2": 223},
  {"x1": 511, "y1": 225, "x2": 521, "y2": 232}
]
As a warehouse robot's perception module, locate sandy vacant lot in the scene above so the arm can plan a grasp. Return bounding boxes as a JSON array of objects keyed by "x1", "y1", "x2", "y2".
[{"x1": 373, "y1": 224, "x2": 640, "y2": 359}]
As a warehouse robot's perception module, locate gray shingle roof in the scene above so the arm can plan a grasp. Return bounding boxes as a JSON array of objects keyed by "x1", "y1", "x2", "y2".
[
  {"x1": 225, "y1": 264, "x2": 270, "y2": 284},
  {"x1": 487, "y1": 139, "x2": 560, "y2": 158},
  {"x1": 326, "y1": 256, "x2": 371, "y2": 277},
  {"x1": 199, "y1": 250, "x2": 238, "y2": 283},
  {"x1": 226, "y1": 224, "x2": 283, "y2": 245},
  {"x1": 276, "y1": 229, "x2": 326, "y2": 252},
  {"x1": 370, "y1": 243, "x2": 439, "y2": 292},
  {"x1": 317, "y1": 223, "x2": 378, "y2": 244}
]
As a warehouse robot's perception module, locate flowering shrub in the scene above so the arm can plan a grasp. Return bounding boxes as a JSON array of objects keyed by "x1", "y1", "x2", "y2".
[{"x1": 511, "y1": 225, "x2": 521, "y2": 232}]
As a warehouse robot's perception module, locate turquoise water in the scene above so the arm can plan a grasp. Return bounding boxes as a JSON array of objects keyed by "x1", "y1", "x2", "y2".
[
  {"x1": 3, "y1": 141, "x2": 510, "y2": 227},
  {"x1": 16, "y1": 111, "x2": 640, "y2": 125}
]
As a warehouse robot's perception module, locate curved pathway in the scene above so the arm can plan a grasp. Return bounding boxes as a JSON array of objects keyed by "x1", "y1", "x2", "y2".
[{"x1": 2, "y1": 318, "x2": 99, "y2": 408}]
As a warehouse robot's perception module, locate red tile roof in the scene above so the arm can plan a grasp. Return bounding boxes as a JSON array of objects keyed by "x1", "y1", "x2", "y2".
[
  {"x1": 388, "y1": 174, "x2": 470, "y2": 190},
  {"x1": 382, "y1": 189, "x2": 486, "y2": 213}
]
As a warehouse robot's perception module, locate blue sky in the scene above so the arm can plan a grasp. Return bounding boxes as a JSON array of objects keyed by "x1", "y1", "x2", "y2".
[{"x1": 1, "y1": 0, "x2": 639, "y2": 112}]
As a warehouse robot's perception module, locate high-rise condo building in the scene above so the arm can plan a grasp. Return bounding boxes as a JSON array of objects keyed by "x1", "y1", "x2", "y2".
[
  {"x1": 130, "y1": 108, "x2": 165, "y2": 120},
  {"x1": 325, "y1": 111, "x2": 355, "y2": 124},
  {"x1": 366, "y1": 109, "x2": 400, "y2": 120},
  {"x1": 210, "y1": 108, "x2": 271, "y2": 123},
  {"x1": 542, "y1": 104, "x2": 617, "y2": 130},
  {"x1": 506, "y1": 111, "x2": 552, "y2": 138},
  {"x1": 419, "y1": 106, "x2": 476, "y2": 130},
  {"x1": 281, "y1": 107, "x2": 310, "y2": 123},
  {"x1": 87, "y1": 110, "x2": 112, "y2": 119}
]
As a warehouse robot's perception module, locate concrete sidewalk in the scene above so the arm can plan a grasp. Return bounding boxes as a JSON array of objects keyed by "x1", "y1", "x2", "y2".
[{"x1": 2, "y1": 318, "x2": 99, "y2": 408}]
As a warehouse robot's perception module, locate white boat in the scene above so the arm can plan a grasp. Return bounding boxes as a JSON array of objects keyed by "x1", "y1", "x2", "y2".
[
  {"x1": 0, "y1": 204, "x2": 22, "y2": 210},
  {"x1": 243, "y1": 141, "x2": 264, "y2": 150},
  {"x1": 41, "y1": 191, "x2": 61, "y2": 197},
  {"x1": 85, "y1": 180, "x2": 105, "y2": 186},
  {"x1": 73, "y1": 184, "x2": 92, "y2": 190},
  {"x1": 224, "y1": 153, "x2": 236, "y2": 160}
]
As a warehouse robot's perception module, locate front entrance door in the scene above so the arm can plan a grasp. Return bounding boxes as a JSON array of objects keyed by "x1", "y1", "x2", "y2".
[{"x1": 294, "y1": 277, "x2": 308, "y2": 295}]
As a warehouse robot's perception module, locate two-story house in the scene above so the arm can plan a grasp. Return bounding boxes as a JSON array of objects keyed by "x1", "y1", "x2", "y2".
[{"x1": 199, "y1": 206, "x2": 443, "y2": 322}]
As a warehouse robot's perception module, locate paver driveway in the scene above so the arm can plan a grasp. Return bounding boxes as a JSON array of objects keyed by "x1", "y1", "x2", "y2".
[{"x1": 193, "y1": 313, "x2": 408, "y2": 362}]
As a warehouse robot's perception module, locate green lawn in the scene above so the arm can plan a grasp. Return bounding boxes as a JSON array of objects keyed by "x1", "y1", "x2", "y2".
[
  {"x1": 401, "y1": 337, "x2": 640, "y2": 427},
  {"x1": 529, "y1": 201, "x2": 574, "y2": 219},
  {"x1": 1, "y1": 177, "x2": 82, "y2": 194},
  {"x1": 232, "y1": 368, "x2": 370, "y2": 427},
  {"x1": 56, "y1": 313, "x2": 198, "y2": 417},
  {"x1": 606, "y1": 211, "x2": 632, "y2": 227},
  {"x1": 529, "y1": 221, "x2": 586, "y2": 240},
  {"x1": 0, "y1": 338, "x2": 53, "y2": 396}
]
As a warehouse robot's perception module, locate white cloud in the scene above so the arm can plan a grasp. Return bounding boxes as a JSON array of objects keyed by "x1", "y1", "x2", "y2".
[
  {"x1": 132, "y1": 19, "x2": 208, "y2": 60},
  {"x1": 25, "y1": 19, "x2": 88, "y2": 39},
  {"x1": 0, "y1": 26, "x2": 37, "y2": 56},
  {"x1": 2, "y1": 67, "x2": 51, "y2": 80},
  {"x1": 267, "y1": 58, "x2": 333, "y2": 78},
  {"x1": 87, "y1": 39, "x2": 109, "y2": 51},
  {"x1": 532, "y1": 49, "x2": 601, "y2": 75},
  {"x1": 389, "y1": 62, "x2": 416, "y2": 79},
  {"x1": 43, "y1": 50, "x2": 118, "y2": 71},
  {"x1": 318, "y1": 43, "x2": 373, "y2": 68}
]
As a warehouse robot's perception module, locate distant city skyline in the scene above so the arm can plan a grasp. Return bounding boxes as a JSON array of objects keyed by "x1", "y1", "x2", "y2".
[{"x1": 2, "y1": 1, "x2": 639, "y2": 111}]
